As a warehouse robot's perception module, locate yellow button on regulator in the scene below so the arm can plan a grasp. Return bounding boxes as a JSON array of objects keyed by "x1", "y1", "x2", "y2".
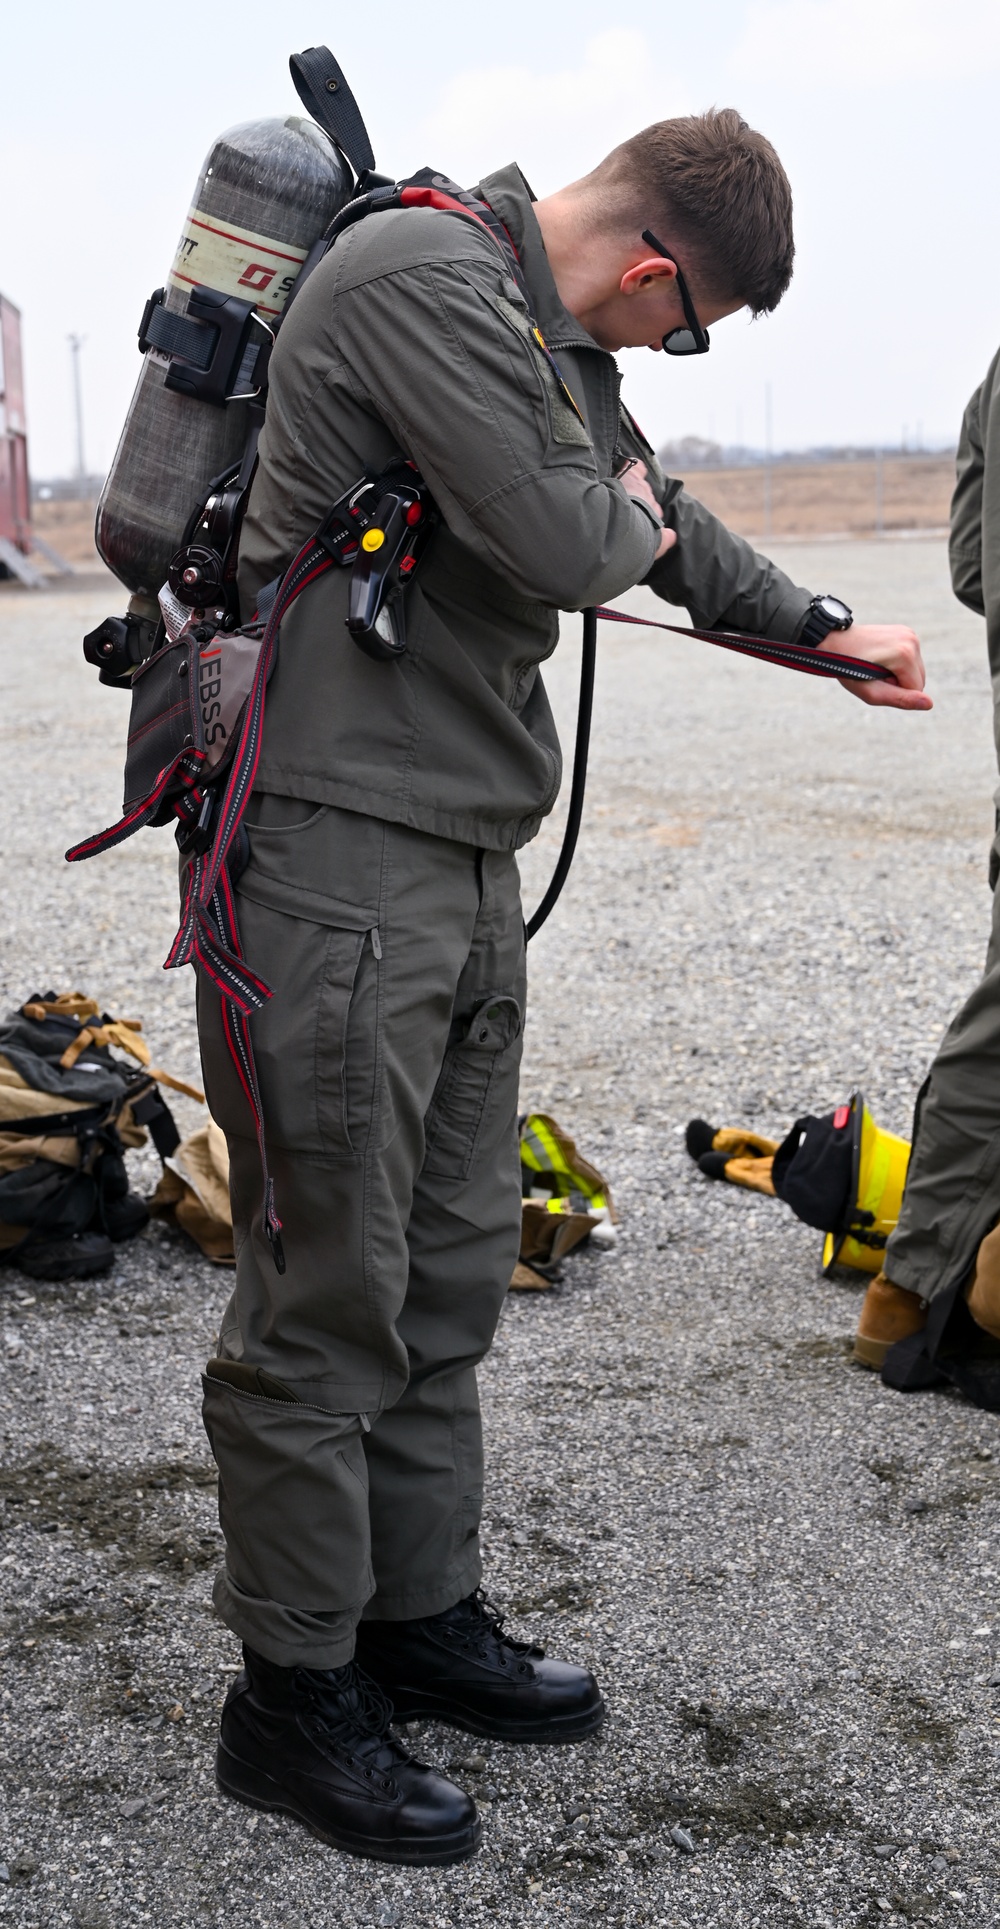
[{"x1": 361, "y1": 528, "x2": 385, "y2": 553}]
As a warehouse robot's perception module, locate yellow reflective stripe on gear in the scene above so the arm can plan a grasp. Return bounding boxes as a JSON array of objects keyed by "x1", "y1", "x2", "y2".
[{"x1": 519, "y1": 1114, "x2": 608, "y2": 1211}]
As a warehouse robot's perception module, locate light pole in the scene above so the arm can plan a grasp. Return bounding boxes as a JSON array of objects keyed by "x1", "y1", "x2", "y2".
[{"x1": 68, "y1": 334, "x2": 86, "y2": 485}]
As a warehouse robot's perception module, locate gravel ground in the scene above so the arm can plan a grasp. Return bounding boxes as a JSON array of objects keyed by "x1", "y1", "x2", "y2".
[{"x1": 1, "y1": 540, "x2": 998, "y2": 1928}]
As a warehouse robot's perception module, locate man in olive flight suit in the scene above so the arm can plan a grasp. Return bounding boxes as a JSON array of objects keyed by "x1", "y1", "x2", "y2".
[
  {"x1": 198, "y1": 108, "x2": 927, "y2": 1864},
  {"x1": 855, "y1": 349, "x2": 1000, "y2": 1381}
]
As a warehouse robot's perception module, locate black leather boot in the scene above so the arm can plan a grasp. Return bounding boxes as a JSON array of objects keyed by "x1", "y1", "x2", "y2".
[
  {"x1": 354, "y1": 1590, "x2": 604, "y2": 1743},
  {"x1": 216, "y1": 1645, "x2": 481, "y2": 1865}
]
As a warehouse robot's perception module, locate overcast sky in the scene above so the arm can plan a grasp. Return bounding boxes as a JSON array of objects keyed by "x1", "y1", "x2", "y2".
[{"x1": 3, "y1": 0, "x2": 999, "y2": 476}]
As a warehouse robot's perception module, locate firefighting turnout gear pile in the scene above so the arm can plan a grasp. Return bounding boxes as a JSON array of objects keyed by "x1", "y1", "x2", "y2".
[
  {"x1": 151, "y1": 1117, "x2": 235, "y2": 1262},
  {"x1": 514, "y1": 1111, "x2": 616, "y2": 1289},
  {"x1": 153, "y1": 1104, "x2": 616, "y2": 1290},
  {"x1": 0, "y1": 993, "x2": 195, "y2": 1280},
  {"x1": 687, "y1": 1092, "x2": 910, "y2": 1275}
]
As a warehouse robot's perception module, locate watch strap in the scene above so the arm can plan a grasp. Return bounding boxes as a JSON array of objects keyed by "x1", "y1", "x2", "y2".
[{"x1": 798, "y1": 597, "x2": 852, "y2": 649}]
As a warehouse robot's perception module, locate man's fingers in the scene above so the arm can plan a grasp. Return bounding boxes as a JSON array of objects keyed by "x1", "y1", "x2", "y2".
[
  {"x1": 623, "y1": 461, "x2": 675, "y2": 558},
  {"x1": 838, "y1": 674, "x2": 933, "y2": 711},
  {"x1": 825, "y1": 623, "x2": 929, "y2": 705}
]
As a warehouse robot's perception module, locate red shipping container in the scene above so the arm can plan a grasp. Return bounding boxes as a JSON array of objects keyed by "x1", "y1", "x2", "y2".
[{"x1": 0, "y1": 294, "x2": 31, "y2": 554}]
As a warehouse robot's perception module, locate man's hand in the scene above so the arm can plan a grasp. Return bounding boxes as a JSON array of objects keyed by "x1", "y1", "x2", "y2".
[
  {"x1": 620, "y1": 459, "x2": 677, "y2": 560},
  {"x1": 823, "y1": 623, "x2": 932, "y2": 711}
]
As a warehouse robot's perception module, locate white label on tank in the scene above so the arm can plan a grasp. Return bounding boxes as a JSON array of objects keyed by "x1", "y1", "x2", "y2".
[{"x1": 168, "y1": 208, "x2": 308, "y2": 318}]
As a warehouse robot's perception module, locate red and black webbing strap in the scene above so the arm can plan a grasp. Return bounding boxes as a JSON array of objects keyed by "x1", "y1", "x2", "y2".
[
  {"x1": 65, "y1": 746, "x2": 207, "y2": 865},
  {"x1": 209, "y1": 860, "x2": 286, "y2": 1271},
  {"x1": 196, "y1": 538, "x2": 335, "y2": 911},
  {"x1": 166, "y1": 536, "x2": 335, "y2": 998},
  {"x1": 172, "y1": 538, "x2": 337, "y2": 1272},
  {"x1": 592, "y1": 605, "x2": 895, "y2": 683},
  {"x1": 173, "y1": 851, "x2": 272, "y2": 1015}
]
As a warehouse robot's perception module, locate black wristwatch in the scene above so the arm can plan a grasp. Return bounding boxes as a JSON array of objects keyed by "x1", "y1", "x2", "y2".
[{"x1": 797, "y1": 593, "x2": 853, "y2": 649}]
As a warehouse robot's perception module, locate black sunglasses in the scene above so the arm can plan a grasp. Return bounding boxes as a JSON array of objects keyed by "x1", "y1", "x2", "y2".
[{"x1": 641, "y1": 229, "x2": 710, "y2": 356}]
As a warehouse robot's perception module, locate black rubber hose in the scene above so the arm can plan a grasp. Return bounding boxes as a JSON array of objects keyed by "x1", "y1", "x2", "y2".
[{"x1": 525, "y1": 606, "x2": 597, "y2": 941}]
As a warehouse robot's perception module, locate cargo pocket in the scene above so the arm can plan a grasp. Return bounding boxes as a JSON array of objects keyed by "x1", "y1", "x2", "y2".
[
  {"x1": 234, "y1": 865, "x2": 380, "y2": 1159},
  {"x1": 423, "y1": 994, "x2": 522, "y2": 1181},
  {"x1": 202, "y1": 1375, "x2": 373, "y2": 1612}
]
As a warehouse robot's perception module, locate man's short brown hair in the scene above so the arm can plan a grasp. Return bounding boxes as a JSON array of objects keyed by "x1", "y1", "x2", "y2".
[{"x1": 595, "y1": 109, "x2": 795, "y2": 317}]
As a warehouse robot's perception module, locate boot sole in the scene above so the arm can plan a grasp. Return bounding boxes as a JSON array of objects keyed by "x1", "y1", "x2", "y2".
[
  {"x1": 215, "y1": 1744, "x2": 481, "y2": 1866},
  {"x1": 853, "y1": 1334, "x2": 891, "y2": 1369},
  {"x1": 386, "y1": 1692, "x2": 606, "y2": 1743}
]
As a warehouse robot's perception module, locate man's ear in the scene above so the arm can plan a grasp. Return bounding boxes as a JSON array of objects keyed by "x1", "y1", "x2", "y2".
[{"x1": 619, "y1": 255, "x2": 679, "y2": 298}]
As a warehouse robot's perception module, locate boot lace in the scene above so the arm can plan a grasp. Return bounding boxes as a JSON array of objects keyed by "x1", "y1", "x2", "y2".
[
  {"x1": 437, "y1": 1588, "x2": 543, "y2": 1673},
  {"x1": 294, "y1": 1660, "x2": 410, "y2": 1789}
]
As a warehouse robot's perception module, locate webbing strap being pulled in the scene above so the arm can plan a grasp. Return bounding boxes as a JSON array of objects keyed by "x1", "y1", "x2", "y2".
[
  {"x1": 592, "y1": 605, "x2": 895, "y2": 683},
  {"x1": 523, "y1": 605, "x2": 894, "y2": 941}
]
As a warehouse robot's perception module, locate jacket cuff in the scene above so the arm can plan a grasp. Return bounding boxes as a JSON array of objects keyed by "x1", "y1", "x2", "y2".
[
  {"x1": 769, "y1": 585, "x2": 816, "y2": 644},
  {"x1": 628, "y1": 495, "x2": 661, "y2": 528}
]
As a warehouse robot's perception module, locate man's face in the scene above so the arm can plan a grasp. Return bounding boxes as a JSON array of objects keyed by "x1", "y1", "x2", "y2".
[{"x1": 588, "y1": 255, "x2": 744, "y2": 355}]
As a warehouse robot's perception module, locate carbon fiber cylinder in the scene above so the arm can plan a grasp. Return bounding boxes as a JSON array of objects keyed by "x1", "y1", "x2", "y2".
[{"x1": 96, "y1": 117, "x2": 350, "y2": 599}]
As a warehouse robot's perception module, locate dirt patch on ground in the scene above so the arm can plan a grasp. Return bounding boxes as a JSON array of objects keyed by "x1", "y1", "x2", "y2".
[
  {"x1": 880, "y1": 1689, "x2": 958, "y2": 1766},
  {"x1": 675, "y1": 456, "x2": 952, "y2": 541},
  {"x1": 633, "y1": 1769, "x2": 855, "y2": 1845},
  {"x1": 0, "y1": 1447, "x2": 219, "y2": 1575}
]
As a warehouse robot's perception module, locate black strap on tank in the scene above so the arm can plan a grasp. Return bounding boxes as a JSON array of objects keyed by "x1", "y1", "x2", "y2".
[
  {"x1": 141, "y1": 305, "x2": 214, "y2": 368},
  {"x1": 289, "y1": 47, "x2": 377, "y2": 178}
]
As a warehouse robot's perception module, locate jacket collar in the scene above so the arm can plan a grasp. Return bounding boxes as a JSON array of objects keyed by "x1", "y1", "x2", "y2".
[{"x1": 476, "y1": 163, "x2": 605, "y2": 355}]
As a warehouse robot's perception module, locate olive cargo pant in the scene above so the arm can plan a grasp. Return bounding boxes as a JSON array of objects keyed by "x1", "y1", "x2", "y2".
[
  {"x1": 197, "y1": 800, "x2": 525, "y2": 1668},
  {"x1": 884, "y1": 854, "x2": 1000, "y2": 1302}
]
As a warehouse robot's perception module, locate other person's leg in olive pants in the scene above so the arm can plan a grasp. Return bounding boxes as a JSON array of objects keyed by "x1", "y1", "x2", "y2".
[
  {"x1": 883, "y1": 867, "x2": 1000, "y2": 1302},
  {"x1": 196, "y1": 800, "x2": 525, "y2": 1669}
]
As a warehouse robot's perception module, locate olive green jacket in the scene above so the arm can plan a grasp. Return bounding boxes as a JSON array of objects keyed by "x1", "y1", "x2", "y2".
[
  {"x1": 240, "y1": 163, "x2": 813, "y2": 850},
  {"x1": 950, "y1": 347, "x2": 1000, "y2": 776}
]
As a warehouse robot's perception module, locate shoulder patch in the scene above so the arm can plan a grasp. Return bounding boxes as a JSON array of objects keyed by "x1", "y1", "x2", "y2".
[{"x1": 493, "y1": 294, "x2": 592, "y2": 449}]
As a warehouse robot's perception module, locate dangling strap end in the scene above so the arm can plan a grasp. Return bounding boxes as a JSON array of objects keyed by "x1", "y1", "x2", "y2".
[{"x1": 264, "y1": 1185, "x2": 286, "y2": 1275}]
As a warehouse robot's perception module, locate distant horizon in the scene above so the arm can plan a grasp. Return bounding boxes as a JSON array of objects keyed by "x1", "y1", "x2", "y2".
[
  {"x1": 2, "y1": 4, "x2": 999, "y2": 475},
  {"x1": 28, "y1": 442, "x2": 959, "y2": 496}
]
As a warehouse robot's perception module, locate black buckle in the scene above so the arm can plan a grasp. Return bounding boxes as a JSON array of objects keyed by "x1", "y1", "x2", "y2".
[
  {"x1": 138, "y1": 285, "x2": 257, "y2": 410},
  {"x1": 165, "y1": 288, "x2": 257, "y2": 407}
]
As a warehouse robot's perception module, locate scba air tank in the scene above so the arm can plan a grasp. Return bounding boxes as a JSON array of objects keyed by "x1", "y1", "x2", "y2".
[{"x1": 96, "y1": 117, "x2": 350, "y2": 600}]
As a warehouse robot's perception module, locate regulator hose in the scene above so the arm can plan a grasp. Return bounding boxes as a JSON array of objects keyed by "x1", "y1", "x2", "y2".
[{"x1": 525, "y1": 606, "x2": 597, "y2": 941}]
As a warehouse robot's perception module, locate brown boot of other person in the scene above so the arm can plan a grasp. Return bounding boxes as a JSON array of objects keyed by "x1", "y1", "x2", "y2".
[
  {"x1": 965, "y1": 1221, "x2": 1000, "y2": 1340},
  {"x1": 853, "y1": 1272, "x2": 926, "y2": 1369}
]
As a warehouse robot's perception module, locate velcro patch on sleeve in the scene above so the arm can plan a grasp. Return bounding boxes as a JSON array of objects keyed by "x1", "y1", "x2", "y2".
[{"x1": 493, "y1": 294, "x2": 592, "y2": 449}]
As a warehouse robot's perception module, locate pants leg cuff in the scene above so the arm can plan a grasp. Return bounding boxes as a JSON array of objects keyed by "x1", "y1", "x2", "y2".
[
  {"x1": 880, "y1": 1254, "x2": 937, "y2": 1302},
  {"x1": 213, "y1": 1569, "x2": 365, "y2": 1670}
]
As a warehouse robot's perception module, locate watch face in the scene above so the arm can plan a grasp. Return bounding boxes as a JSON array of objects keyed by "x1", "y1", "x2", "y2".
[{"x1": 818, "y1": 595, "x2": 852, "y2": 625}]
